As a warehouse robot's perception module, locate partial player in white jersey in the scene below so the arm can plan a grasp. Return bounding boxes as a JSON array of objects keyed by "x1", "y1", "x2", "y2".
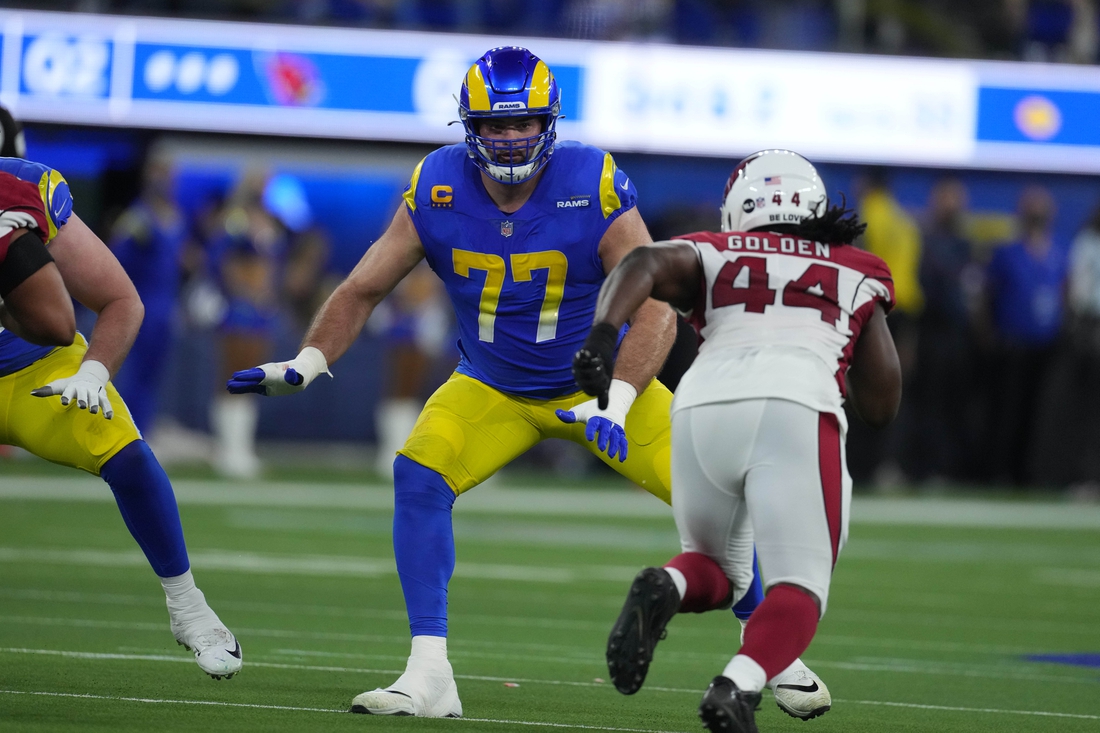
[{"x1": 574, "y1": 150, "x2": 902, "y2": 732}]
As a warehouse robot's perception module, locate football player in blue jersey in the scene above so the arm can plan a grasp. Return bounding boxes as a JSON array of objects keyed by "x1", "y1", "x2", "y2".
[
  {"x1": 0, "y1": 156, "x2": 242, "y2": 680},
  {"x1": 228, "y1": 46, "x2": 827, "y2": 718}
]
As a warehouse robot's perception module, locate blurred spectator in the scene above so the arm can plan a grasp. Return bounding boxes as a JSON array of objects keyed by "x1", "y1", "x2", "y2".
[
  {"x1": 983, "y1": 185, "x2": 1069, "y2": 485},
  {"x1": 852, "y1": 168, "x2": 923, "y2": 487},
  {"x1": 49, "y1": 0, "x2": 1099, "y2": 61},
  {"x1": 283, "y1": 226, "x2": 336, "y2": 330},
  {"x1": 369, "y1": 262, "x2": 453, "y2": 477},
  {"x1": 911, "y1": 178, "x2": 979, "y2": 481},
  {"x1": 207, "y1": 170, "x2": 294, "y2": 478},
  {"x1": 1065, "y1": 0, "x2": 1099, "y2": 63},
  {"x1": 1069, "y1": 202, "x2": 1100, "y2": 338},
  {"x1": 1063, "y1": 202, "x2": 1100, "y2": 487},
  {"x1": 109, "y1": 157, "x2": 192, "y2": 436},
  {"x1": 1013, "y1": 0, "x2": 1099, "y2": 63},
  {"x1": 860, "y1": 169, "x2": 925, "y2": 321},
  {"x1": 287, "y1": 0, "x2": 398, "y2": 26},
  {"x1": 560, "y1": 0, "x2": 673, "y2": 40}
]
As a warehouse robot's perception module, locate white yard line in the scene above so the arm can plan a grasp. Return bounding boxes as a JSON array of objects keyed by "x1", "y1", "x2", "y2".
[
  {"x1": 0, "y1": 588, "x2": 1065, "y2": 656},
  {"x1": 0, "y1": 689, "x2": 688, "y2": 733},
  {"x1": 2, "y1": 644, "x2": 1097, "y2": 691},
  {"x1": 0, "y1": 616, "x2": 409, "y2": 645},
  {"x1": 0, "y1": 546, "x2": 640, "y2": 583},
  {"x1": 834, "y1": 698, "x2": 1100, "y2": 721},
  {"x1": 1, "y1": 680, "x2": 1097, "y2": 724},
  {"x1": 3, "y1": 475, "x2": 1100, "y2": 528},
  {"x1": 808, "y1": 658, "x2": 1100, "y2": 686},
  {"x1": 0, "y1": 689, "x2": 341, "y2": 713},
  {"x1": 0, "y1": 615, "x2": 1034, "y2": 670},
  {"x1": 0, "y1": 476, "x2": 671, "y2": 518},
  {"x1": 1033, "y1": 567, "x2": 1100, "y2": 588}
]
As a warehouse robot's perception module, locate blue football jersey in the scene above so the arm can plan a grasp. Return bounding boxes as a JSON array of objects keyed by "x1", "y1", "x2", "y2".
[
  {"x1": 0, "y1": 158, "x2": 74, "y2": 377},
  {"x1": 405, "y1": 141, "x2": 637, "y2": 398}
]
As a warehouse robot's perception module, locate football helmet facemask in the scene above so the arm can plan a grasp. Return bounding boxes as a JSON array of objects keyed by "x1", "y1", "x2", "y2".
[
  {"x1": 720, "y1": 150, "x2": 827, "y2": 233},
  {"x1": 459, "y1": 46, "x2": 560, "y2": 185}
]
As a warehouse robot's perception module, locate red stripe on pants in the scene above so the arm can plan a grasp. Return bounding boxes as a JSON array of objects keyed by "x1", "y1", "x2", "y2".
[{"x1": 818, "y1": 412, "x2": 842, "y2": 567}]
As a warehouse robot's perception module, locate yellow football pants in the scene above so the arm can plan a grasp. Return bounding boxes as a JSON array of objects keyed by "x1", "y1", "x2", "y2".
[
  {"x1": 0, "y1": 337, "x2": 140, "y2": 475},
  {"x1": 398, "y1": 372, "x2": 672, "y2": 503}
]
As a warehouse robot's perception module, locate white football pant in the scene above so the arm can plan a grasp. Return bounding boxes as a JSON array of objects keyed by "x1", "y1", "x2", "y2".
[{"x1": 671, "y1": 398, "x2": 851, "y2": 617}]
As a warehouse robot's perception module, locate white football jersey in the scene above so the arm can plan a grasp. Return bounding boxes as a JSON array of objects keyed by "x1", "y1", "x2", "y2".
[{"x1": 671, "y1": 230, "x2": 894, "y2": 425}]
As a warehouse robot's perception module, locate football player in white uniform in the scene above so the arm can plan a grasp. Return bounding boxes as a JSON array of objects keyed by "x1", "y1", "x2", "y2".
[{"x1": 576, "y1": 150, "x2": 901, "y2": 732}]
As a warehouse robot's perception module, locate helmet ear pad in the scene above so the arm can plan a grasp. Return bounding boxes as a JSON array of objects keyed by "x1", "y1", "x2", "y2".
[{"x1": 720, "y1": 150, "x2": 827, "y2": 233}]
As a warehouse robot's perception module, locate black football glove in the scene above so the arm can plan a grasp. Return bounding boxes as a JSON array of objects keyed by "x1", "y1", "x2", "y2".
[{"x1": 572, "y1": 322, "x2": 619, "y2": 410}]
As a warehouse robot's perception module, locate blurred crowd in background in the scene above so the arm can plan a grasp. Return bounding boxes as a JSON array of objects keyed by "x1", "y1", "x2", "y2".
[
  {"x1": 4, "y1": 0, "x2": 1100, "y2": 494},
  {"x1": 89, "y1": 151, "x2": 457, "y2": 480},
  {"x1": 6, "y1": 133, "x2": 1090, "y2": 495},
  {"x1": 845, "y1": 173, "x2": 1100, "y2": 494},
  {"x1": 21, "y1": 0, "x2": 1100, "y2": 64}
]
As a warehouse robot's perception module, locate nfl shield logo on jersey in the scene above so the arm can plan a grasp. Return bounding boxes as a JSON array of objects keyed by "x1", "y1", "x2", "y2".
[{"x1": 500, "y1": 220, "x2": 514, "y2": 237}]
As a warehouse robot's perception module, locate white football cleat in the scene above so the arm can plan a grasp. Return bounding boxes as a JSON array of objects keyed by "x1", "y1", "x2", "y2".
[
  {"x1": 768, "y1": 659, "x2": 830, "y2": 720},
  {"x1": 171, "y1": 607, "x2": 242, "y2": 680},
  {"x1": 350, "y1": 655, "x2": 462, "y2": 718}
]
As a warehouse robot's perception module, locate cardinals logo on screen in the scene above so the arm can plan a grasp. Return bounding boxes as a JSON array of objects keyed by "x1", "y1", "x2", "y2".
[{"x1": 255, "y1": 51, "x2": 325, "y2": 107}]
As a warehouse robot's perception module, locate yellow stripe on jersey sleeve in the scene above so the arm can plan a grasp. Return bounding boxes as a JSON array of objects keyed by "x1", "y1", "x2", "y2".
[
  {"x1": 403, "y1": 157, "x2": 426, "y2": 213},
  {"x1": 37, "y1": 169, "x2": 68, "y2": 242},
  {"x1": 527, "y1": 60, "x2": 552, "y2": 109},
  {"x1": 465, "y1": 65, "x2": 491, "y2": 112},
  {"x1": 599, "y1": 153, "x2": 622, "y2": 219}
]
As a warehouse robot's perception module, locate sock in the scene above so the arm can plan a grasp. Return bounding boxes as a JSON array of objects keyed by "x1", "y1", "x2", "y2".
[
  {"x1": 731, "y1": 549, "x2": 764, "y2": 621},
  {"x1": 160, "y1": 569, "x2": 213, "y2": 617},
  {"x1": 410, "y1": 635, "x2": 448, "y2": 661},
  {"x1": 160, "y1": 569, "x2": 197, "y2": 602},
  {"x1": 664, "y1": 566, "x2": 688, "y2": 601},
  {"x1": 100, "y1": 440, "x2": 190, "y2": 578},
  {"x1": 393, "y1": 456, "x2": 457, "y2": 637},
  {"x1": 737, "y1": 584, "x2": 820, "y2": 681},
  {"x1": 722, "y1": 654, "x2": 768, "y2": 693},
  {"x1": 664, "y1": 552, "x2": 731, "y2": 613}
]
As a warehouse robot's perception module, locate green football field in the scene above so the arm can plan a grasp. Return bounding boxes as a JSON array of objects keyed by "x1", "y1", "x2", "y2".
[{"x1": 1, "y1": 465, "x2": 1099, "y2": 732}]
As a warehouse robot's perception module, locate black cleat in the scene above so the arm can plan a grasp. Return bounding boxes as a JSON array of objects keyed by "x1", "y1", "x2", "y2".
[
  {"x1": 606, "y1": 567, "x2": 680, "y2": 695},
  {"x1": 698, "y1": 676, "x2": 761, "y2": 733}
]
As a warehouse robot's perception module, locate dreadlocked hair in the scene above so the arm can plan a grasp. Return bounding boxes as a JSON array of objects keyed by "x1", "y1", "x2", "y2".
[{"x1": 792, "y1": 194, "x2": 866, "y2": 245}]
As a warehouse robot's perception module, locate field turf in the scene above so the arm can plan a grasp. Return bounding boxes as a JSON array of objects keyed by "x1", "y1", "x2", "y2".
[{"x1": 1, "y1": 466, "x2": 1099, "y2": 732}]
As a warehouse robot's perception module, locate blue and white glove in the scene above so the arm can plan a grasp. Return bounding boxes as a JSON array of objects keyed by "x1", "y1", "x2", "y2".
[
  {"x1": 226, "y1": 346, "x2": 332, "y2": 396},
  {"x1": 556, "y1": 378, "x2": 637, "y2": 462},
  {"x1": 31, "y1": 359, "x2": 114, "y2": 419}
]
